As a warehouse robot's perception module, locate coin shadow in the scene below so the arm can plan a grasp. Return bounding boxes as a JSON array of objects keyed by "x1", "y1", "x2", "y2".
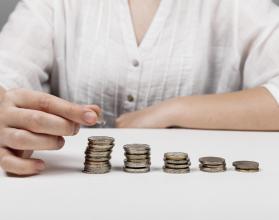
[
  {"x1": 151, "y1": 166, "x2": 163, "y2": 172},
  {"x1": 111, "y1": 165, "x2": 124, "y2": 172}
]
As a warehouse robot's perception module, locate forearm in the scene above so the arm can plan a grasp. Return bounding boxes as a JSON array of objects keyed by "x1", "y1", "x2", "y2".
[
  {"x1": 172, "y1": 87, "x2": 279, "y2": 131},
  {"x1": 0, "y1": 86, "x2": 6, "y2": 101}
]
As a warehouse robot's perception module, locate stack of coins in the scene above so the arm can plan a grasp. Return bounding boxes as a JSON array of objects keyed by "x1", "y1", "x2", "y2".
[
  {"x1": 199, "y1": 156, "x2": 226, "y2": 172},
  {"x1": 83, "y1": 136, "x2": 115, "y2": 174},
  {"x1": 163, "y1": 152, "x2": 191, "y2": 174},
  {"x1": 233, "y1": 161, "x2": 260, "y2": 172},
  {"x1": 123, "y1": 144, "x2": 151, "y2": 173}
]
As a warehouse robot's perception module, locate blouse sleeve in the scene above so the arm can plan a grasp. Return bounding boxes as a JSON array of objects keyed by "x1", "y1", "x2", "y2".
[
  {"x1": 237, "y1": 0, "x2": 279, "y2": 103},
  {"x1": 0, "y1": 0, "x2": 54, "y2": 92}
]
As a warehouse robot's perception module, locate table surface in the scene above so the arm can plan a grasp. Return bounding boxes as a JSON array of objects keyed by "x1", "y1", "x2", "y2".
[{"x1": 1, "y1": 128, "x2": 279, "y2": 220}]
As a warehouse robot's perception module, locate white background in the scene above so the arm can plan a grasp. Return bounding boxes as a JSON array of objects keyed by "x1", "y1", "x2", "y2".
[{"x1": 1, "y1": 128, "x2": 279, "y2": 220}]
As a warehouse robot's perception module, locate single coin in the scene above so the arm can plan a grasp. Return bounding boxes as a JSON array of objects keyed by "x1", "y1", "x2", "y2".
[
  {"x1": 199, "y1": 157, "x2": 225, "y2": 166},
  {"x1": 164, "y1": 152, "x2": 188, "y2": 160},
  {"x1": 83, "y1": 167, "x2": 111, "y2": 174},
  {"x1": 86, "y1": 144, "x2": 114, "y2": 152},
  {"x1": 164, "y1": 163, "x2": 190, "y2": 169},
  {"x1": 164, "y1": 159, "x2": 190, "y2": 165},
  {"x1": 235, "y1": 168, "x2": 260, "y2": 173},
  {"x1": 201, "y1": 164, "x2": 226, "y2": 169},
  {"x1": 124, "y1": 144, "x2": 150, "y2": 155},
  {"x1": 88, "y1": 136, "x2": 114, "y2": 145},
  {"x1": 84, "y1": 161, "x2": 111, "y2": 167},
  {"x1": 86, "y1": 150, "x2": 112, "y2": 157},
  {"x1": 125, "y1": 153, "x2": 150, "y2": 160},
  {"x1": 125, "y1": 158, "x2": 151, "y2": 164},
  {"x1": 199, "y1": 164, "x2": 226, "y2": 173},
  {"x1": 123, "y1": 167, "x2": 150, "y2": 173},
  {"x1": 124, "y1": 160, "x2": 150, "y2": 168},
  {"x1": 85, "y1": 156, "x2": 111, "y2": 162},
  {"x1": 84, "y1": 161, "x2": 110, "y2": 166},
  {"x1": 84, "y1": 167, "x2": 111, "y2": 173},
  {"x1": 232, "y1": 161, "x2": 259, "y2": 170},
  {"x1": 163, "y1": 167, "x2": 190, "y2": 174}
]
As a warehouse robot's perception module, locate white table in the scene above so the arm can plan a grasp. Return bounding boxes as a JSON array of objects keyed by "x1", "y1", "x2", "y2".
[{"x1": 1, "y1": 128, "x2": 279, "y2": 220}]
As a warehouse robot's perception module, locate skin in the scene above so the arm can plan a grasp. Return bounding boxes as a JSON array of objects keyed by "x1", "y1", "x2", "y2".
[
  {"x1": 116, "y1": 87, "x2": 279, "y2": 131},
  {"x1": 1, "y1": 0, "x2": 279, "y2": 176},
  {"x1": 0, "y1": 87, "x2": 100, "y2": 176}
]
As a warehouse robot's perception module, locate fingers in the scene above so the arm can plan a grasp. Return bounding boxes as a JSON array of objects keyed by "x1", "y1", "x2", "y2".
[
  {"x1": 2, "y1": 128, "x2": 65, "y2": 151},
  {"x1": 7, "y1": 107, "x2": 79, "y2": 136},
  {"x1": 0, "y1": 147, "x2": 45, "y2": 176},
  {"x1": 7, "y1": 89, "x2": 100, "y2": 125}
]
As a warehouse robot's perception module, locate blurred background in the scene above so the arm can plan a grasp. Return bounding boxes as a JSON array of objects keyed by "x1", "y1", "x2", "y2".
[{"x1": 0, "y1": 0, "x2": 279, "y2": 29}]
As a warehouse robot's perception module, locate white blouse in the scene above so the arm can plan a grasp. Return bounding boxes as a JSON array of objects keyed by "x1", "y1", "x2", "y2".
[{"x1": 0, "y1": 0, "x2": 279, "y2": 127}]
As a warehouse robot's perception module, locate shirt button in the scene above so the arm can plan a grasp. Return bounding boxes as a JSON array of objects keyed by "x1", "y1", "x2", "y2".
[
  {"x1": 132, "y1": 59, "x2": 140, "y2": 67},
  {"x1": 127, "y1": 94, "x2": 135, "y2": 102}
]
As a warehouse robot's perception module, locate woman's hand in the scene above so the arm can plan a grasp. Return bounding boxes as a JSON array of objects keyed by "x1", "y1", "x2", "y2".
[
  {"x1": 116, "y1": 98, "x2": 180, "y2": 128},
  {"x1": 0, "y1": 88, "x2": 100, "y2": 176}
]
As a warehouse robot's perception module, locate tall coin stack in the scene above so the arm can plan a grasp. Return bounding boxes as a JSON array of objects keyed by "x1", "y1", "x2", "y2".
[
  {"x1": 199, "y1": 156, "x2": 226, "y2": 172},
  {"x1": 123, "y1": 144, "x2": 151, "y2": 173},
  {"x1": 163, "y1": 152, "x2": 191, "y2": 174},
  {"x1": 83, "y1": 136, "x2": 115, "y2": 174}
]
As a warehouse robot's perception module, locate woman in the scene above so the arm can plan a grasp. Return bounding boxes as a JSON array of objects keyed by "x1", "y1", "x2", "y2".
[{"x1": 0, "y1": 0, "x2": 279, "y2": 175}]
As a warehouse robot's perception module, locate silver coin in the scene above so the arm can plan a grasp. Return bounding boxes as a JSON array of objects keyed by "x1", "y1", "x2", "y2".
[
  {"x1": 86, "y1": 150, "x2": 112, "y2": 158},
  {"x1": 163, "y1": 167, "x2": 190, "y2": 174},
  {"x1": 124, "y1": 160, "x2": 150, "y2": 168},
  {"x1": 88, "y1": 136, "x2": 114, "y2": 145},
  {"x1": 86, "y1": 144, "x2": 114, "y2": 152},
  {"x1": 125, "y1": 158, "x2": 151, "y2": 164},
  {"x1": 164, "y1": 152, "x2": 188, "y2": 160},
  {"x1": 235, "y1": 168, "x2": 260, "y2": 173},
  {"x1": 84, "y1": 161, "x2": 110, "y2": 166},
  {"x1": 201, "y1": 164, "x2": 226, "y2": 169},
  {"x1": 85, "y1": 156, "x2": 111, "y2": 162},
  {"x1": 164, "y1": 159, "x2": 190, "y2": 165},
  {"x1": 232, "y1": 161, "x2": 259, "y2": 170},
  {"x1": 124, "y1": 144, "x2": 150, "y2": 155},
  {"x1": 125, "y1": 153, "x2": 150, "y2": 160},
  {"x1": 83, "y1": 167, "x2": 111, "y2": 174},
  {"x1": 84, "y1": 161, "x2": 111, "y2": 166},
  {"x1": 123, "y1": 167, "x2": 150, "y2": 173},
  {"x1": 164, "y1": 163, "x2": 190, "y2": 169},
  {"x1": 199, "y1": 157, "x2": 225, "y2": 166},
  {"x1": 199, "y1": 164, "x2": 226, "y2": 173},
  {"x1": 84, "y1": 163, "x2": 111, "y2": 169}
]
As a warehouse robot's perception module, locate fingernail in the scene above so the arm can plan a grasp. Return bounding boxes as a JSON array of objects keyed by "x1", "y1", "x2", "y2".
[
  {"x1": 74, "y1": 124, "x2": 80, "y2": 135},
  {"x1": 83, "y1": 111, "x2": 97, "y2": 124},
  {"x1": 58, "y1": 137, "x2": 65, "y2": 147},
  {"x1": 37, "y1": 162, "x2": 46, "y2": 171}
]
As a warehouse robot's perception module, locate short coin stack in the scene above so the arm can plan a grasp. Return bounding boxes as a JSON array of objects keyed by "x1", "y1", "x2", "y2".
[
  {"x1": 199, "y1": 156, "x2": 226, "y2": 172},
  {"x1": 233, "y1": 161, "x2": 260, "y2": 172},
  {"x1": 163, "y1": 152, "x2": 191, "y2": 174},
  {"x1": 123, "y1": 144, "x2": 151, "y2": 173},
  {"x1": 83, "y1": 136, "x2": 115, "y2": 174}
]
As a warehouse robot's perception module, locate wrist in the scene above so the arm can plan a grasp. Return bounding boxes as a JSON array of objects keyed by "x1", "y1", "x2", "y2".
[{"x1": 161, "y1": 96, "x2": 187, "y2": 128}]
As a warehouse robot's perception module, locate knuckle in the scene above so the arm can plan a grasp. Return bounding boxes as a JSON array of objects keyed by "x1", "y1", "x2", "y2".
[
  {"x1": 30, "y1": 113, "x2": 43, "y2": 129},
  {"x1": 11, "y1": 130, "x2": 26, "y2": 147},
  {"x1": 38, "y1": 95, "x2": 52, "y2": 112},
  {"x1": 6, "y1": 88, "x2": 25, "y2": 99},
  {"x1": 64, "y1": 104, "x2": 76, "y2": 119}
]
